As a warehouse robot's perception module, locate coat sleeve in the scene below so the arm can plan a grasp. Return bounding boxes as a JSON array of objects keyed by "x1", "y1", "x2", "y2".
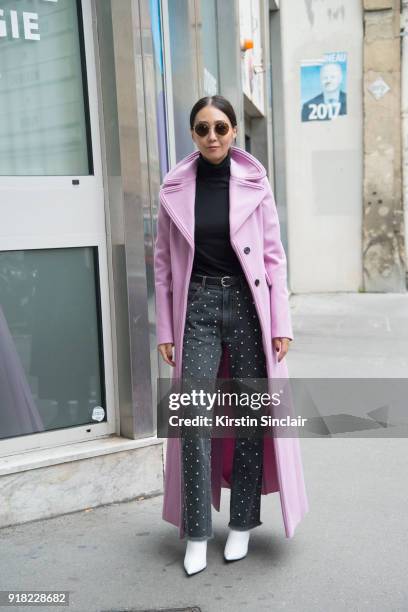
[
  {"x1": 261, "y1": 176, "x2": 294, "y2": 341},
  {"x1": 154, "y1": 196, "x2": 174, "y2": 345}
]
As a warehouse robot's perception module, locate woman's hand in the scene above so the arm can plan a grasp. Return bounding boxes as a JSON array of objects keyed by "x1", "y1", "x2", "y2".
[
  {"x1": 158, "y1": 343, "x2": 175, "y2": 367},
  {"x1": 272, "y1": 337, "x2": 291, "y2": 362}
]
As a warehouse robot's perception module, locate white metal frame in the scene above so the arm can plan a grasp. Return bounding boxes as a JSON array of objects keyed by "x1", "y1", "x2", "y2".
[{"x1": 0, "y1": 0, "x2": 116, "y2": 457}]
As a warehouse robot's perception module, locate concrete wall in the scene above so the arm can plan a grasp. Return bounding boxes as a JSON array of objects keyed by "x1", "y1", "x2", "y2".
[
  {"x1": 279, "y1": 0, "x2": 363, "y2": 292},
  {"x1": 362, "y1": 0, "x2": 406, "y2": 292}
]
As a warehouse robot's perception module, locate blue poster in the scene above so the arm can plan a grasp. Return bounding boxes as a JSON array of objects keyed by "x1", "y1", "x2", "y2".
[{"x1": 301, "y1": 52, "x2": 347, "y2": 122}]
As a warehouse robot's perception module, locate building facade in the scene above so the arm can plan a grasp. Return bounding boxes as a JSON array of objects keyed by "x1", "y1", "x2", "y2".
[
  {"x1": 0, "y1": 0, "x2": 278, "y2": 528},
  {"x1": 0, "y1": 0, "x2": 406, "y2": 528}
]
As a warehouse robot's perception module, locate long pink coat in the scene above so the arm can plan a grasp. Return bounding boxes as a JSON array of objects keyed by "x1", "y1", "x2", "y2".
[{"x1": 154, "y1": 145, "x2": 308, "y2": 539}]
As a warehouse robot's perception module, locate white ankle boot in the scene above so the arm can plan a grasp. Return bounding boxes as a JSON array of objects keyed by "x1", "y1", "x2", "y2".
[
  {"x1": 184, "y1": 539, "x2": 207, "y2": 576},
  {"x1": 224, "y1": 528, "x2": 250, "y2": 561}
]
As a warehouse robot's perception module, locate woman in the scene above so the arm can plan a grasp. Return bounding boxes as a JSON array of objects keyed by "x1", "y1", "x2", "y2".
[{"x1": 154, "y1": 96, "x2": 308, "y2": 576}]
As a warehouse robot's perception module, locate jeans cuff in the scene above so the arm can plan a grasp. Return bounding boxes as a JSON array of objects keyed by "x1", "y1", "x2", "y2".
[
  {"x1": 182, "y1": 532, "x2": 215, "y2": 542},
  {"x1": 227, "y1": 521, "x2": 263, "y2": 531}
]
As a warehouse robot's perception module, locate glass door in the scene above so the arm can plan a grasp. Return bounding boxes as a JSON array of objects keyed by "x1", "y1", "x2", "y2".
[{"x1": 0, "y1": 0, "x2": 115, "y2": 455}]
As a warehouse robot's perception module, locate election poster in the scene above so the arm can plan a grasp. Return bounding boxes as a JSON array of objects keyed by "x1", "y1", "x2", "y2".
[{"x1": 300, "y1": 52, "x2": 347, "y2": 122}]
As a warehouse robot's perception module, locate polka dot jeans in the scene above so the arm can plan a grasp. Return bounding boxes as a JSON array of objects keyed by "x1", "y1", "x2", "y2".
[{"x1": 180, "y1": 275, "x2": 267, "y2": 541}]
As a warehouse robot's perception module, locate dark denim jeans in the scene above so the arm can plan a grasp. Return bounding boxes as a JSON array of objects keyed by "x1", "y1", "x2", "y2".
[{"x1": 180, "y1": 274, "x2": 267, "y2": 541}]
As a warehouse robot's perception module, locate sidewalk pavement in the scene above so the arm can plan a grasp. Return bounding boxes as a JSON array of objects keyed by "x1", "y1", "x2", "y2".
[{"x1": 1, "y1": 293, "x2": 408, "y2": 612}]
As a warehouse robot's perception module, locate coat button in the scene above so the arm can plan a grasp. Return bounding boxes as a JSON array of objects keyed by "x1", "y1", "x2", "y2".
[
  {"x1": 244, "y1": 247, "x2": 250, "y2": 254},
  {"x1": 254, "y1": 279, "x2": 260, "y2": 286}
]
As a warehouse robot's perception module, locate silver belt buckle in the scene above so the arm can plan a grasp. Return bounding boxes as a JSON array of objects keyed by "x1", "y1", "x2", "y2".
[{"x1": 221, "y1": 275, "x2": 232, "y2": 287}]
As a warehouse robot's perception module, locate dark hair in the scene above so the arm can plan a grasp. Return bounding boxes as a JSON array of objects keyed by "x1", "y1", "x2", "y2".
[{"x1": 189, "y1": 95, "x2": 237, "y2": 130}]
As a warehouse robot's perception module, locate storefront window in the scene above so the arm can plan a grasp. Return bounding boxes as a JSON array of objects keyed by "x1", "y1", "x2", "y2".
[
  {"x1": 0, "y1": 0, "x2": 91, "y2": 175},
  {"x1": 0, "y1": 247, "x2": 105, "y2": 440},
  {"x1": 166, "y1": 0, "x2": 221, "y2": 161},
  {"x1": 167, "y1": 0, "x2": 198, "y2": 161}
]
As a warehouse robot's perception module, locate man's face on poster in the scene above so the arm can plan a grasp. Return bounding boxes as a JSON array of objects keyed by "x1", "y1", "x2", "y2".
[{"x1": 320, "y1": 62, "x2": 343, "y2": 94}]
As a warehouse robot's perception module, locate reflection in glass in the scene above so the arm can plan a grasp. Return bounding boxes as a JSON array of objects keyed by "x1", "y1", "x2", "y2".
[
  {"x1": 0, "y1": 304, "x2": 43, "y2": 438},
  {"x1": 0, "y1": 248, "x2": 105, "y2": 440}
]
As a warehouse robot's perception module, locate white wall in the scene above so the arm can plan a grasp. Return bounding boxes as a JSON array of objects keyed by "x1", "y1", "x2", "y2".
[{"x1": 280, "y1": 0, "x2": 363, "y2": 292}]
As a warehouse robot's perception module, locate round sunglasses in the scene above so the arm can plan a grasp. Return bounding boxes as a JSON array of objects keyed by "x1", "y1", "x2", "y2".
[{"x1": 193, "y1": 121, "x2": 230, "y2": 137}]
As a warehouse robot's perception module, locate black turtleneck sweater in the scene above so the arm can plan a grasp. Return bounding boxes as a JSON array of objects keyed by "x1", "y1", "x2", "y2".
[{"x1": 192, "y1": 150, "x2": 243, "y2": 277}]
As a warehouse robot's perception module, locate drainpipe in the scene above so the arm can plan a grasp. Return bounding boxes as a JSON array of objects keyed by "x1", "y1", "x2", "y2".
[{"x1": 402, "y1": 0, "x2": 408, "y2": 284}]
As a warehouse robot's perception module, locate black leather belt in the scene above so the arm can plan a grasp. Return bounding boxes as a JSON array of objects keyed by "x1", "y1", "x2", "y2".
[{"x1": 190, "y1": 274, "x2": 245, "y2": 288}]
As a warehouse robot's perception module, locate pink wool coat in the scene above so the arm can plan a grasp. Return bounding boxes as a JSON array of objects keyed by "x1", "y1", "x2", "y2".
[{"x1": 154, "y1": 145, "x2": 308, "y2": 539}]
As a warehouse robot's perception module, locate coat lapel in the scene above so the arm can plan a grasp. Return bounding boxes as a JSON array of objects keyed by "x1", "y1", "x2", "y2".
[
  {"x1": 228, "y1": 176, "x2": 265, "y2": 237},
  {"x1": 160, "y1": 179, "x2": 196, "y2": 247},
  {"x1": 160, "y1": 148, "x2": 266, "y2": 248}
]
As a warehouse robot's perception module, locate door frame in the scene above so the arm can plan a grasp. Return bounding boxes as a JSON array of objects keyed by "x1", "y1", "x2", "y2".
[{"x1": 0, "y1": 0, "x2": 116, "y2": 457}]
